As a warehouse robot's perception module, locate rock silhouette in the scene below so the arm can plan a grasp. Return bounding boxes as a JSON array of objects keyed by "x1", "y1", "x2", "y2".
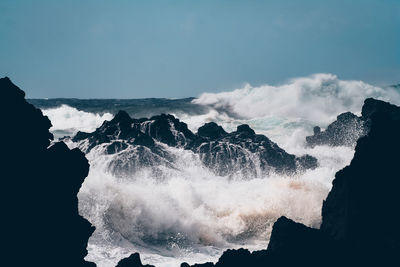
[
  {"x1": 306, "y1": 97, "x2": 400, "y2": 148},
  {"x1": 115, "y1": 253, "x2": 155, "y2": 267},
  {"x1": 306, "y1": 112, "x2": 365, "y2": 147},
  {"x1": 1, "y1": 77, "x2": 95, "y2": 267}
]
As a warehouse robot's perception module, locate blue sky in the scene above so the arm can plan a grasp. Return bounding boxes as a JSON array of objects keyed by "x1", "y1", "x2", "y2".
[{"x1": 0, "y1": 0, "x2": 399, "y2": 98}]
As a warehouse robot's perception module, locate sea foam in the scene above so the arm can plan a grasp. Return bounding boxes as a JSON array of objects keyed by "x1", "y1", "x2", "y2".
[{"x1": 43, "y1": 74, "x2": 400, "y2": 266}]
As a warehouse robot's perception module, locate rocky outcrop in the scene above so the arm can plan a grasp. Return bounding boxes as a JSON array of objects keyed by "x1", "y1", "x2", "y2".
[
  {"x1": 306, "y1": 112, "x2": 366, "y2": 147},
  {"x1": 115, "y1": 253, "x2": 155, "y2": 267},
  {"x1": 72, "y1": 112, "x2": 317, "y2": 177},
  {"x1": 306, "y1": 97, "x2": 400, "y2": 148},
  {"x1": 192, "y1": 123, "x2": 317, "y2": 175},
  {"x1": 1, "y1": 77, "x2": 95, "y2": 267},
  {"x1": 321, "y1": 98, "x2": 400, "y2": 253},
  {"x1": 178, "y1": 98, "x2": 400, "y2": 267}
]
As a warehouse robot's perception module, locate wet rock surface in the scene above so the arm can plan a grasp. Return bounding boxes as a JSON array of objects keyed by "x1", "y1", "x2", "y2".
[{"x1": 72, "y1": 112, "x2": 317, "y2": 177}]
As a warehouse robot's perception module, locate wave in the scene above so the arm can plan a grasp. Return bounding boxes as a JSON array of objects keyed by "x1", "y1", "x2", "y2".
[
  {"x1": 76, "y1": 141, "x2": 354, "y2": 267},
  {"x1": 193, "y1": 73, "x2": 400, "y2": 125},
  {"x1": 42, "y1": 105, "x2": 113, "y2": 138},
  {"x1": 42, "y1": 74, "x2": 400, "y2": 266}
]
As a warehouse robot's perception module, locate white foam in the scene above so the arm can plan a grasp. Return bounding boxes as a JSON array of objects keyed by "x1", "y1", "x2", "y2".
[
  {"x1": 42, "y1": 73, "x2": 400, "y2": 267},
  {"x1": 79, "y1": 142, "x2": 354, "y2": 267},
  {"x1": 42, "y1": 105, "x2": 113, "y2": 138},
  {"x1": 193, "y1": 73, "x2": 400, "y2": 125}
]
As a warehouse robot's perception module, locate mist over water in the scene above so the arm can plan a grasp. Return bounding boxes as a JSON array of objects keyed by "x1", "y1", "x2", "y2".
[
  {"x1": 194, "y1": 73, "x2": 400, "y2": 125},
  {"x1": 41, "y1": 74, "x2": 400, "y2": 267},
  {"x1": 42, "y1": 105, "x2": 113, "y2": 139}
]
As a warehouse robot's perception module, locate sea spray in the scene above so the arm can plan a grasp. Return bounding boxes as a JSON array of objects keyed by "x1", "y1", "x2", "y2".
[
  {"x1": 41, "y1": 74, "x2": 400, "y2": 266},
  {"x1": 42, "y1": 104, "x2": 113, "y2": 139}
]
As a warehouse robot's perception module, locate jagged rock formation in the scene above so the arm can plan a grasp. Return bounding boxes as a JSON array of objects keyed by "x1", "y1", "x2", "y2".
[
  {"x1": 177, "y1": 98, "x2": 400, "y2": 267},
  {"x1": 306, "y1": 97, "x2": 400, "y2": 148},
  {"x1": 321, "y1": 98, "x2": 400, "y2": 255},
  {"x1": 1, "y1": 77, "x2": 95, "y2": 267},
  {"x1": 115, "y1": 253, "x2": 155, "y2": 267},
  {"x1": 306, "y1": 112, "x2": 366, "y2": 147},
  {"x1": 72, "y1": 111, "x2": 317, "y2": 177}
]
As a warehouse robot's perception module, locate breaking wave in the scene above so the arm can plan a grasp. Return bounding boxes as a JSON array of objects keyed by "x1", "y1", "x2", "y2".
[
  {"x1": 75, "y1": 143, "x2": 354, "y2": 267},
  {"x1": 193, "y1": 73, "x2": 400, "y2": 125},
  {"x1": 42, "y1": 105, "x2": 113, "y2": 139},
  {"x1": 41, "y1": 74, "x2": 400, "y2": 266}
]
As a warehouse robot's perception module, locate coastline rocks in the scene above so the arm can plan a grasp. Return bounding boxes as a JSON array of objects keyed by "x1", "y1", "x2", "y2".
[
  {"x1": 193, "y1": 124, "x2": 317, "y2": 176},
  {"x1": 306, "y1": 98, "x2": 400, "y2": 148},
  {"x1": 306, "y1": 112, "x2": 365, "y2": 147},
  {"x1": 72, "y1": 112, "x2": 317, "y2": 177},
  {"x1": 1, "y1": 77, "x2": 95, "y2": 267},
  {"x1": 115, "y1": 253, "x2": 155, "y2": 267},
  {"x1": 321, "y1": 99, "x2": 400, "y2": 252},
  {"x1": 197, "y1": 122, "x2": 228, "y2": 140},
  {"x1": 179, "y1": 98, "x2": 400, "y2": 267}
]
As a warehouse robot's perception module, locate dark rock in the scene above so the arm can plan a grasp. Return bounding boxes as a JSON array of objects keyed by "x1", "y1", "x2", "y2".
[
  {"x1": 143, "y1": 113, "x2": 196, "y2": 147},
  {"x1": 194, "y1": 126, "x2": 314, "y2": 176},
  {"x1": 72, "y1": 113, "x2": 317, "y2": 177},
  {"x1": 181, "y1": 262, "x2": 214, "y2": 267},
  {"x1": 321, "y1": 98, "x2": 400, "y2": 255},
  {"x1": 236, "y1": 124, "x2": 255, "y2": 135},
  {"x1": 132, "y1": 132, "x2": 155, "y2": 147},
  {"x1": 361, "y1": 97, "x2": 400, "y2": 122},
  {"x1": 215, "y1": 248, "x2": 252, "y2": 267},
  {"x1": 183, "y1": 98, "x2": 400, "y2": 267},
  {"x1": 115, "y1": 253, "x2": 155, "y2": 267},
  {"x1": 197, "y1": 122, "x2": 227, "y2": 140},
  {"x1": 267, "y1": 216, "x2": 331, "y2": 254},
  {"x1": 106, "y1": 141, "x2": 129, "y2": 154},
  {"x1": 306, "y1": 112, "x2": 365, "y2": 147},
  {"x1": 306, "y1": 98, "x2": 400, "y2": 148},
  {"x1": 73, "y1": 130, "x2": 92, "y2": 142},
  {"x1": 1, "y1": 77, "x2": 95, "y2": 267},
  {"x1": 295, "y1": 154, "x2": 318, "y2": 170},
  {"x1": 113, "y1": 110, "x2": 133, "y2": 124}
]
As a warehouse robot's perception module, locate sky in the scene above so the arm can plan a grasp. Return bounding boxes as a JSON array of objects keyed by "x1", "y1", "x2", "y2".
[{"x1": 0, "y1": 0, "x2": 399, "y2": 98}]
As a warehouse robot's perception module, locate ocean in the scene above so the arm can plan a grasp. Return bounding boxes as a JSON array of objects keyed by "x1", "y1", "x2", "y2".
[{"x1": 29, "y1": 74, "x2": 400, "y2": 267}]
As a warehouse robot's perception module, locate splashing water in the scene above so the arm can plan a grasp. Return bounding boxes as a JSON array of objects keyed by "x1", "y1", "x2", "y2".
[
  {"x1": 42, "y1": 74, "x2": 400, "y2": 266},
  {"x1": 42, "y1": 104, "x2": 113, "y2": 139}
]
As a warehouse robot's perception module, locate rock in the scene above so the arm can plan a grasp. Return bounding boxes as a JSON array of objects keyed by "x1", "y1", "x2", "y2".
[
  {"x1": 72, "y1": 113, "x2": 317, "y2": 177},
  {"x1": 236, "y1": 124, "x2": 256, "y2": 135},
  {"x1": 194, "y1": 124, "x2": 316, "y2": 176},
  {"x1": 215, "y1": 248, "x2": 252, "y2": 267},
  {"x1": 182, "y1": 98, "x2": 400, "y2": 267},
  {"x1": 295, "y1": 154, "x2": 318, "y2": 170},
  {"x1": 321, "y1": 98, "x2": 400, "y2": 255},
  {"x1": 197, "y1": 122, "x2": 227, "y2": 140},
  {"x1": 132, "y1": 132, "x2": 155, "y2": 147},
  {"x1": 181, "y1": 262, "x2": 214, "y2": 267},
  {"x1": 106, "y1": 141, "x2": 129, "y2": 154},
  {"x1": 141, "y1": 113, "x2": 196, "y2": 147},
  {"x1": 1, "y1": 77, "x2": 95, "y2": 266},
  {"x1": 115, "y1": 253, "x2": 155, "y2": 267},
  {"x1": 306, "y1": 112, "x2": 365, "y2": 147},
  {"x1": 306, "y1": 98, "x2": 400, "y2": 148},
  {"x1": 267, "y1": 216, "x2": 333, "y2": 255},
  {"x1": 361, "y1": 97, "x2": 400, "y2": 122}
]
